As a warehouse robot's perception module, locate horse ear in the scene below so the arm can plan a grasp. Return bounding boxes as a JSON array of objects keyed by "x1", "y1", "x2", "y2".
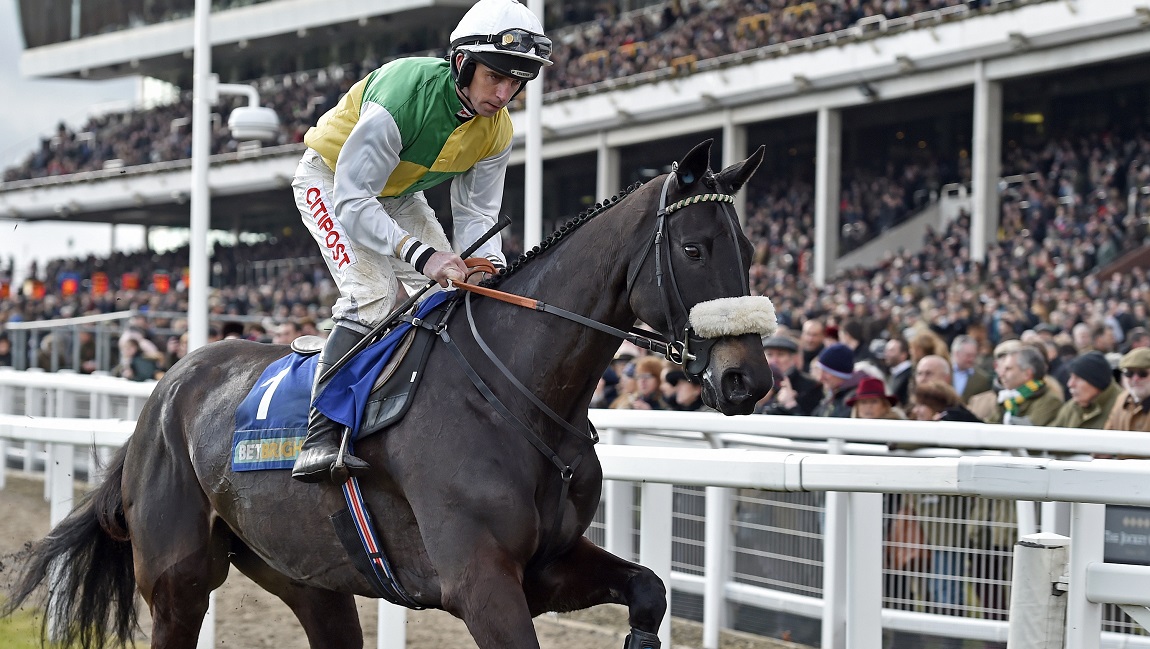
[
  {"x1": 675, "y1": 139, "x2": 713, "y2": 188},
  {"x1": 716, "y1": 145, "x2": 766, "y2": 194}
]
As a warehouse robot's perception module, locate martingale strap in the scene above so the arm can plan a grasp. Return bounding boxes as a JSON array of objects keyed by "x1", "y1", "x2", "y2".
[{"x1": 435, "y1": 323, "x2": 584, "y2": 555}]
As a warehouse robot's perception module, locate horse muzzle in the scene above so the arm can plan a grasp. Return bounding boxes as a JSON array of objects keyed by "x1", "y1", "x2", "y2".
[
  {"x1": 686, "y1": 296, "x2": 777, "y2": 416},
  {"x1": 698, "y1": 334, "x2": 773, "y2": 415}
]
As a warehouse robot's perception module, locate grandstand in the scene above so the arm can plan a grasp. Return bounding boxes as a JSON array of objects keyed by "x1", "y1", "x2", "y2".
[{"x1": 4, "y1": 0, "x2": 1150, "y2": 644}]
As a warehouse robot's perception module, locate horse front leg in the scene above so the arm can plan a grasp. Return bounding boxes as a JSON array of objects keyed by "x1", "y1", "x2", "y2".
[
  {"x1": 525, "y1": 537, "x2": 666, "y2": 649},
  {"x1": 426, "y1": 531, "x2": 542, "y2": 649}
]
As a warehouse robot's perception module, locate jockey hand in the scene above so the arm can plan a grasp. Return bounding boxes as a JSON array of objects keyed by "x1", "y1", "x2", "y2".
[{"x1": 423, "y1": 250, "x2": 468, "y2": 287}]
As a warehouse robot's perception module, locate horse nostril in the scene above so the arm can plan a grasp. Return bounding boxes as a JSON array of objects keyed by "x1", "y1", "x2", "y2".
[
  {"x1": 721, "y1": 369, "x2": 750, "y2": 401},
  {"x1": 721, "y1": 367, "x2": 772, "y2": 406}
]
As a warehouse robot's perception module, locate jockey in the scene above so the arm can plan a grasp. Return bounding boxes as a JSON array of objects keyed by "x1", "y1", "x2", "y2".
[{"x1": 291, "y1": 0, "x2": 553, "y2": 483}]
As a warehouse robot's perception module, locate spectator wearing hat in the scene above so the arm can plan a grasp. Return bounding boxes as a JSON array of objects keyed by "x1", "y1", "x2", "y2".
[
  {"x1": 1050, "y1": 351, "x2": 1122, "y2": 430},
  {"x1": 812, "y1": 343, "x2": 865, "y2": 418},
  {"x1": 846, "y1": 377, "x2": 905, "y2": 420},
  {"x1": 1104, "y1": 347, "x2": 1150, "y2": 434},
  {"x1": 758, "y1": 335, "x2": 822, "y2": 416},
  {"x1": 985, "y1": 345, "x2": 1063, "y2": 426}
]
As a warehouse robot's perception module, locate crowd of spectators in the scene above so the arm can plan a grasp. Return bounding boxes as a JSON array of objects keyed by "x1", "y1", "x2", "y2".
[{"x1": 5, "y1": 0, "x2": 994, "y2": 183}]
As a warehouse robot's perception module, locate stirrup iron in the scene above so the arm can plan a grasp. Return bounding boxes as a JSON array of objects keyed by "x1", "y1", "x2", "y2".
[{"x1": 330, "y1": 426, "x2": 354, "y2": 485}]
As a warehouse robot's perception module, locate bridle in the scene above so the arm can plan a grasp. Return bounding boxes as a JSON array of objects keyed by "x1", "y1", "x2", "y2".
[{"x1": 623, "y1": 163, "x2": 750, "y2": 379}]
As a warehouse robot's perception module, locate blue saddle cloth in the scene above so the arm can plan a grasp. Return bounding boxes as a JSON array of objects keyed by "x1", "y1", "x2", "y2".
[{"x1": 231, "y1": 290, "x2": 452, "y2": 471}]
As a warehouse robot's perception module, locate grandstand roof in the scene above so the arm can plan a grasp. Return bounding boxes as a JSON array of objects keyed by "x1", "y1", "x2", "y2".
[{"x1": 19, "y1": 0, "x2": 472, "y2": 85}]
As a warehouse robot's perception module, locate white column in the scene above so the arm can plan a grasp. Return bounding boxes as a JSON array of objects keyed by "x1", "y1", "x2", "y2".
[
  {"x1": 1008, "y1": 533, "x2": 1069, "y2": 649},
  {"x1": 24, "y1": 368, "x2": 45, "y2": 474},
  {"x1": 188, "y1": 0, "x2": 213, "y2": 352},
  {"x1": 640, "y1": 482, "x2": 674, "y2": 648},
  {"x1": 821, "y1": 439, "x2": 848, "y2": 649},
  {"x1": 846, "y1": 492, "x2": 883, "y2": 649},
  {"x1": 603, "y1": 428, "x2": 635, "y2": 560},
  {"x1": 703, "y1": 486, "x2": 732, "y2": 648},
  {"x1": 0, "y1": 369, "x2": 12, "y2": 489},
  {"x1": 814, "y1": 107, "x2": 842, "y2": 287},
  {"x1": 377, "y1": 601, "x2": 407, "y2": 649},
  {"x1": 596, "y1": 131, "x2": 620, "y2": 201},
  {"x1": 1065, "y1": 503, "x2": 1105, "y2": 649},
  {"x1": 971, "y1": 61, "x2": 1002, "y2": 264},
  {"x1": 48, "y1": 443, "x2": 75, "y2": 527},
  {"x1": 722, "y1": 117, "x2": 748, "y2": 226},
  {"x1": 523, "y1": 0, "x2": 545, "y2": 249},
  {"x1": 197, "y1": 592, "x2": 216, "y2": 649}
]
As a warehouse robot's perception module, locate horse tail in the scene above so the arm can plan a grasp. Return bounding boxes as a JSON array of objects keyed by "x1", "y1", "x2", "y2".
[{"x1": 2, "y1": 443, "x2": 138, "y2": 649}]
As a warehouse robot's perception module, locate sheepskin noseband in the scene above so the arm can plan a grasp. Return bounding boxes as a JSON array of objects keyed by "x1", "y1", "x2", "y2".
[{"x1": 689, "y1": 296, "x2": 777, "y2": 339}]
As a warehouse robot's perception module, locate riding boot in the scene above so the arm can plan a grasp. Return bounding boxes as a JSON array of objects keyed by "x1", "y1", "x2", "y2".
[
  {"x1": 621, "y1": 628, "x2": 660, "y2": 649},
  {"x1": 292, "y1": 323, "x2": 371, "y2": 484}
]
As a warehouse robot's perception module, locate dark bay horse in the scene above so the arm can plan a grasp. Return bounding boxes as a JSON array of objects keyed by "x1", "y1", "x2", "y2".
[{"x1": 3, "y1": 140, "x2": 773, "y2": 649}]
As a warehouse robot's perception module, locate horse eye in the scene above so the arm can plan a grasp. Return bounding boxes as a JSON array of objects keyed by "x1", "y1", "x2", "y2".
[{"x1": 683, "y1": 244, "x2": 702, "y2": 259}]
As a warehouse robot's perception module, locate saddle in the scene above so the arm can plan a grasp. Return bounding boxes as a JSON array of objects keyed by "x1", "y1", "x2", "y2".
[{"x1": 300, "y1": 291, "x2": 453, "y2": 440}]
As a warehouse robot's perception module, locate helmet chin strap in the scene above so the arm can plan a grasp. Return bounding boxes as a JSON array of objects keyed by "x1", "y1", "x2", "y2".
[{"x1": 455, "y1": 87, "x2": 477, "y2": 119}]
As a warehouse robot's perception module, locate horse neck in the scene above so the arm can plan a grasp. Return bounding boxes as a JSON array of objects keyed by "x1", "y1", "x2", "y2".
[{"x1": 477, "y1": 186, "x2": 657, "y2": 415}]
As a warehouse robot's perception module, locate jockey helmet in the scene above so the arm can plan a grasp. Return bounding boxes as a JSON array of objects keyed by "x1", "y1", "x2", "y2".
[{"x1": 449, "y1": 0, "x2": 553, "y2": 91}]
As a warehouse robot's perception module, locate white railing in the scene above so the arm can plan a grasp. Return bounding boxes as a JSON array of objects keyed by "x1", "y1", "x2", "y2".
[{"x1": 4, "y1": 370, "x2": 1150, "y2": 648}]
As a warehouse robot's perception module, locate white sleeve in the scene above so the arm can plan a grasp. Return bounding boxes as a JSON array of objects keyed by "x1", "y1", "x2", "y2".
[
  {"x1": 450, "y1": 141, "x2": 511, "y2": 267},
  {"x1": 332, "y1": 102, "x2": 424, "y2": 260}
]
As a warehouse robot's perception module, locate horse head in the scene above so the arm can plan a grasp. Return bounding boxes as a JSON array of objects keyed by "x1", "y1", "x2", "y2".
[{"x1": 628, "y1": 139, "x2": 775, "y2": 414}]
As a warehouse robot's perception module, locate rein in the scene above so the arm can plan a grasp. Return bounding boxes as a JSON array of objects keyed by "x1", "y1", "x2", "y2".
[{"x1": 460, "y1": 169, "x2": 745, "y2": 377}]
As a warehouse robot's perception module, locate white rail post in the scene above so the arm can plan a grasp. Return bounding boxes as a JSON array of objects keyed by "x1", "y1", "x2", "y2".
[
  {"x1": 703, "y1": 486, "x2": 732, "y2": 648},
  {"x1": 1007, "y1": 533, "x2": 1069, "y2": 649},
  {"x1": 0, "y1": 368, "x2": 13, "y2": 489},
  {"x1": 48, "y1": 443, "x2": 75, "y2": 527},
  {"x1": 1066, "y1": 503, "x2": 1105, "y2": 649},
  {"x1": 377, "y1": 601, "x2": 407, "y2": 649},
  {"x1": 640, "y1": 482, "x2": 673, "y2": 648},
  {"x1": 847, "y1": 492, "x2": 883, "y2": 648},
  {"x1": 821, "y1": 439, "x2": 848, "y2": 649},
  {"x1": 24, "y1": 368, "x2": 45, "y2": 474},
  {"x1": 604, "y1": 428, "x2": 635, "y2": 560},
  {"x1": 197, "y1": 592, "x2": 216, "y2": 649}
]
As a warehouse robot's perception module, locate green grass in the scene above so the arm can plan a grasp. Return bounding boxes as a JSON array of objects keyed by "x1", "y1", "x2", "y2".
[{"x1": 0, "y1": 606, "x2": 48, "y2": 649}]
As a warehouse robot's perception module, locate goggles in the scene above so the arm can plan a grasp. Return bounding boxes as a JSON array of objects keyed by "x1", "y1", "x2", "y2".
[{"x1": 460, "y1": 28, "x2": 552, "y2": 60}]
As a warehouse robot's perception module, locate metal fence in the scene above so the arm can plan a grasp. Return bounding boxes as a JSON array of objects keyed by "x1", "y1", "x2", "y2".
[{"x1": 6, "y1": 372, "x2": 1150, "y2": 648}]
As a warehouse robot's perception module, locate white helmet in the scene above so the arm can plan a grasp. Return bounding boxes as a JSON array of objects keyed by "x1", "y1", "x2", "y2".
[{"x1": 449, "y1": 0, "x2": 553, "y2": 88}]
